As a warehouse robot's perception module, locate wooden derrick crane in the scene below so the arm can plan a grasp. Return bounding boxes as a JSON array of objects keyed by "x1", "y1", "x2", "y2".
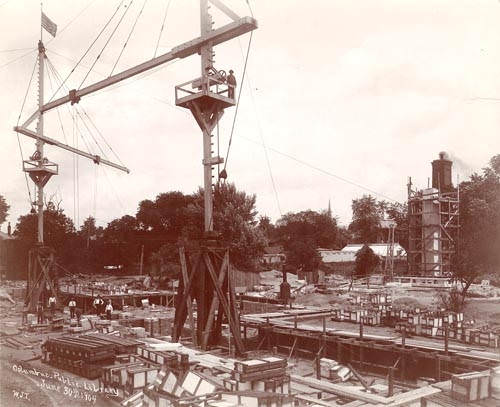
[{"x1": 15, "y1": 0, "x2": 257, "y2": 353}]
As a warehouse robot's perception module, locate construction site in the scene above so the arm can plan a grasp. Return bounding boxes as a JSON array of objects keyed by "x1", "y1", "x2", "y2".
[{"x1": 1, "y1": 1, "x2": 499, "y2": 407}]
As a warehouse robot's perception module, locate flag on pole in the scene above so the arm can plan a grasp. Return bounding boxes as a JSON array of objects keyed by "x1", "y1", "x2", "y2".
[{"x1": 41, "y1": 12, "x2": 57, "y2": 37}]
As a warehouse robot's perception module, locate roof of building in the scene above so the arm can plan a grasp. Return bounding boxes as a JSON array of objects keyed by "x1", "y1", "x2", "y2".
[
  {"x1": 318, "y1": 249, "x2": 356, "y2": 263},
  {"x1": 341, "y1": 243, "x2": 406, "y2": 257}
]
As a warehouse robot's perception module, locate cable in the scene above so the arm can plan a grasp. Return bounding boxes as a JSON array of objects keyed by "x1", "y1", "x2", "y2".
[
  {"x1": 154, "y1": 0, "x2": 172, "y2": 58},
  {"x1": 245, "y1": 0, "x2": 254, "y2": 18},
  {"x1": 47, "y1": 55, "x2": 123, "y2": 165},
  {"x1": 81, "y1": 110, "x2": 124, "y2": 165},
  {"x1": 79, "y1": 0, "x2": 134, "y2": 89},
  {"x1": 223, "y1": 30, "x2": 253, "y2": 171},
  {"x1": 15, "y1": 56, "x2": 38, "y2": 207},
  {"x1": 237, "y1": 38, "x2": 282, "y2": 216},
  {"x1": 0, "y1": 48, "x2": 36, "y2": 69},
  {"x1": 240, "y1": 135, "x2": 400, "y2": 203},
  {"x1": 110, "y1": 0, "x2": 148, "y2": 76},
  {"x1": 0, "y1": 47, "x2": 34, "y2": 53},
  {"x1": 47, "y1": 0, "x2": 125, "y2": 102},
  {"x1": 45, "y1": 57, "x2": 68, "y2": 143}
]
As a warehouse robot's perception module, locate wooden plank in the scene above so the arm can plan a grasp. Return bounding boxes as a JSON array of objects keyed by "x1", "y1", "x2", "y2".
[
  {"x1": 179, "y1": 246, "x2": 197, "y2": 347},
  {"x1": 294, "y1": 394, "x2": 338, "y2": 407},
  {"x1": 291, "y1": 374, "x2": 389, "y2": 404},
  {"x1": 204, "y1": 252, "x2": 244, "y2": 354}
]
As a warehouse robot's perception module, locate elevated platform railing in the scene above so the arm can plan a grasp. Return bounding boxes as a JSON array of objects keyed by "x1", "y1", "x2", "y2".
[{"x1": 175, "y1": 75, "x2": 235, "y2": 109}]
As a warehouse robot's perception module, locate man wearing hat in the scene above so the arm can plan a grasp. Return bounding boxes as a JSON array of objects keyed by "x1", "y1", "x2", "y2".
[{"x1": 227, "y1": 69, "x2": 236, "y2": 99}]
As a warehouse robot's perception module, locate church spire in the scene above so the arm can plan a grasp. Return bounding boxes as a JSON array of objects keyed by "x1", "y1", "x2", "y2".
[{"x1": 327, "y1": 199, "x2": 332, "y2": 218}]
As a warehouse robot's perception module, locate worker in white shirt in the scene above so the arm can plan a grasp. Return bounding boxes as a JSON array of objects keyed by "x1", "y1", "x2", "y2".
[
  {"x1": 68, "y1": 298, "x2": 76, "y2": 318},
  {"x1": 105, "y1": 300, "x2": 113, "y2": 320},
  {"x1": 93, "y1": 295, "x2": 103, "y2": 315},
  {"x1": 48, "y1": 295, "x2": 56, "y2": 318}
]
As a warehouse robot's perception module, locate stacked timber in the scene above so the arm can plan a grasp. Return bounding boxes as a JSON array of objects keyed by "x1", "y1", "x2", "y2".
[
  {"x1": 223, "y1": 357, "x2": 289, "y2": 393},
  {"x1": 42, "y1": 336, "x2": 116, "y2": 379},
  {"x1": 81, "y1": 333, "x2": 140, "y2": 354}
]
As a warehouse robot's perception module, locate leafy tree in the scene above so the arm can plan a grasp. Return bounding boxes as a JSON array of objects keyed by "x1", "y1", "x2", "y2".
[
  {"x1": 0, "y1": 195, "x2": 9, "y2": 225},
  {"x1": 14, "y1": 206, "x2": 75, "y2": 252},
  {"x1": 284, "y1": 238, "x2": 322, "y2": 276},
  {"x1": 353, "y1": 244, "x2": 380, "y2": 289},
  {"x1": 104, "y1": 215, "x2": 138, "y2": 243},
  {"x1": 348, "y1": 195, "x2": 385, "y2": 243},
  {"x1": 275, "y1": 210, "x2": 337, "y2": 278},
  {"x1": 386, "y1": 202, "x2": 409, "y2": 250},
  {"x1": 136, "y1": 192, "x2": 195, "y2": 237},
  {"x1": 148, "y1": 183, "x2": 267, "y2": 273},
  {"x1": 453, "y1": 154, "x2": 500, "y2": 302},
  {"x1": 276, "y1": 210, "x2": 338, "y2": 249},
  {"x1": 258, "y1": 215, "x2": 276, "y2": 242},
  {"x1": 150, "y1": 243, "x2": 181, "y2": 279},
  {"x1": 197, "y1": 183, "x2": 267, "y2": 271}
]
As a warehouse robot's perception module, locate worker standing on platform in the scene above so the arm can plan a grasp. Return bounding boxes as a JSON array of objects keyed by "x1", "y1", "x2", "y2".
[
  {"x1": 68, "y1": 297, "x2": 76, "y2": 318},
  {"x1": 227, "y1": 69, "x2": 236, "y2": 99},
  {"x1": 48, "y1": 295, "x2": 56, "y2": 318},
  {"x1": 105, "y1": 300, "x2": 113, "y2": 320}
]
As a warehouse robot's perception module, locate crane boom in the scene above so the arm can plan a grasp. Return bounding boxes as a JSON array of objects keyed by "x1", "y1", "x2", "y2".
[
  {"x1": 14, "y1": 126, "x2": 129, "y2": 173},
  {"x1": 21, "y1": 16, "x2": 257, "y2": 128}
]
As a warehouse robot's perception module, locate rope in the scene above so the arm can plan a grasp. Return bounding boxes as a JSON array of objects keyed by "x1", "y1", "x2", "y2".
[
  {"x1": 47, "y1": 55, "x2": 124, "y2": 165},
  {"x1": 0, "y1": 49, "x2": 36, "y2": 69},
  {"x1": 110, "y1": 0, "x2": 148, "y2": 76},
  {"x1": 154, "y1": 0, "x2": 172, "y2": 58},
  {"x1": 222, "y1": 30, "x2": 253, "y2": 171},
  {"x1": 48, "y1": 0, "x2": 125, "y2": 102},
  {"x1": 82, "y1": 110, "x2": 124, "y2": 165},
  {"x1": 237, "y1": 39, "x2": 282, "y2": 216},
  {"x1": 0, "y1": 48, "x2": 34, "y2": 53},
  {"x1": 15, "y1": 56, "x2": 38, "y2": 207},
  {"x1": 45, "y1": 57, "x2": 68, "y2": 143},
  {"x1": 79, "y1": 0, "x2": 134, "y2": 89}
]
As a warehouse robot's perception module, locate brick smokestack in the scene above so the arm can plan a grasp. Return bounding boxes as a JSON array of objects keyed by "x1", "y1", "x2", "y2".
[{"x1": 432, "y1": 152, "x2": 453, "y2": 192}]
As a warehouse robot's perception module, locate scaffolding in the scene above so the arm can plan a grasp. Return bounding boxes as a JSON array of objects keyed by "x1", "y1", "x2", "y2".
[{"x1": 407, "y1": 182, "x2": 459, "y2": 276}]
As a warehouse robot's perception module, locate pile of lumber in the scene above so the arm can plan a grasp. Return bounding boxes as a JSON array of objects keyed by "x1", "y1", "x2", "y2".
[
  {"x1": 42, "y1": 335, "x2": 116, "y2": 379},
  {"x1": 81, "y1": 333, "x2": 140, "y2": 354},
  {"x1": 223, "y1": 357, "x2": 289, "y2": 393}
]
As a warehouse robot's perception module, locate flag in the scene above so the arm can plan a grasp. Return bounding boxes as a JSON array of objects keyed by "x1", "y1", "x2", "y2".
[{"x1": 41, "y1": 12, "x2": 57, "y2": 37}]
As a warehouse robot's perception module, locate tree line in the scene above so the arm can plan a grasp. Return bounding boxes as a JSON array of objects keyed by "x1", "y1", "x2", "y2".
[{"x1": 1, "y1": 154, "x2": 498, "y2": 292}]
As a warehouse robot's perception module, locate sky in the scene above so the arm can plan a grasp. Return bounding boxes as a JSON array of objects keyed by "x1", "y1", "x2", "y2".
[{"x1": 1, "y1": 0, "x2": 499, "y2": 233}]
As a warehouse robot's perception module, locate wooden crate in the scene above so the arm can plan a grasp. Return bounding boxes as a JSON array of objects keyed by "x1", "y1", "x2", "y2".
[{"x1": 451, "y1": 371, "x2": 491, "y2": 402}]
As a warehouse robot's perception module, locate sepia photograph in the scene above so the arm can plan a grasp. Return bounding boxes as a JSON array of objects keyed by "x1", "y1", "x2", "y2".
[{"x1": 0, "y1": 0, "x2": 499, "y2": 406}]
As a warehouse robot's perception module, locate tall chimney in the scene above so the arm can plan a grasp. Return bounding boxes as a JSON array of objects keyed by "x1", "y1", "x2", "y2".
[{"x1": 432, "y1": 152, "x2": 453, "y2": 191}]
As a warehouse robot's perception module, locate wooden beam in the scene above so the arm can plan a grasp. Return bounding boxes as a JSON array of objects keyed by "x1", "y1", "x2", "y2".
[
  {"x1": 203, "y1": 252, "x2": 244, "y2": 354},
  {"x1": 209, "y1": 0, "x2": 240, "y2": 21},
  {"x1": 201, "y1": 253, "x2": 229, "y2": 349},
  {"x1": 179, "y1": 246, "x2": 197, "y2": 347},
  {"x1": 14, "y1": 126, "x2": 130, "y2": 173}
]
